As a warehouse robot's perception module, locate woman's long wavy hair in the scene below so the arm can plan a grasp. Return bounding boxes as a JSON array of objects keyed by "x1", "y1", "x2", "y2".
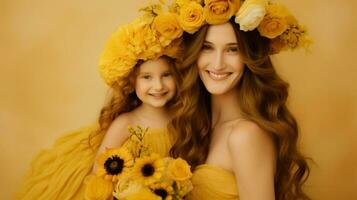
[
  {"x1": 169, "y1": 18, "x2": 311, "y2": 200},
  {"x1": 89, "y1": 56, "x2": 182, "y2": 147}
]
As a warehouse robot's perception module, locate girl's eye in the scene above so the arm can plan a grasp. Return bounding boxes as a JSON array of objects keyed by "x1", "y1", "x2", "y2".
[
  {"x1": 162, "y1": 72, "x2": 172, "y2": 77},
  {"x1": 142, "y1": 75, "x2": 151, "y2": 79}
]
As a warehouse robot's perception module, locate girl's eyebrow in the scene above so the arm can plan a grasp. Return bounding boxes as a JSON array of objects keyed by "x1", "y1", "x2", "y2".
[{"x1": 139, "y1": 72, "x2": 151, "y2": 75}]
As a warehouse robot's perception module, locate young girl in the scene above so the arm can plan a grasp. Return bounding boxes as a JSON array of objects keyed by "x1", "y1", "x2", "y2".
[{"x1": 16, "y1": 10, "x2": 184, "y2": 199}]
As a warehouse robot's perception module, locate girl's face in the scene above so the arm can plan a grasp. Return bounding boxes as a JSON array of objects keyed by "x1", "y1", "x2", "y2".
[
  {"x1": 135, "y1": 57, "x2": 176, "y2": 108},
  {"x1": 197, "y1": 23, "x2": 245, "y2": 95}
]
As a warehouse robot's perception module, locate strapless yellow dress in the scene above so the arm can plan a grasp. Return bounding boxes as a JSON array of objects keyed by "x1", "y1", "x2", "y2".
[
  {"x1": 188, "y1": 164, "x2": 239, "y2": 200},
  {"x1": 16, "y1": 124, "x2": 172, "y2": 200}
]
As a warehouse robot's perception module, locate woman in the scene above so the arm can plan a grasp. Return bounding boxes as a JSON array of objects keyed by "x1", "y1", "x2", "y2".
[{"x1": 168, "y1": 0, "x2": 311, "y2": 199}]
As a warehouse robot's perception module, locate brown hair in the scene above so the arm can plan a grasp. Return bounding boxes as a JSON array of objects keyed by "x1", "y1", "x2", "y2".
[
  {"x1": 89, "y1": 56, "x2": 182, "y2": 146},
  {"x1": 169, "y1": 18, "x2": 311, "y2": 200}
]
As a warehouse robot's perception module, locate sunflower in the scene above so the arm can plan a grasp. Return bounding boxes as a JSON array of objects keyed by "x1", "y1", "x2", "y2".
[
  {"x1": 132, "y1": 153, "x2": 165, "y2": 185},
  {"x1": 150, "y1": 182, "x2": 174, "y2": 200},
  {"x1": 96, "y1": 147, "x2": 134, "y2": 182}
]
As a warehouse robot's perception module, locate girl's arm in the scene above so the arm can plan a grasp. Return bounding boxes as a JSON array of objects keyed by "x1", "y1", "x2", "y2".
[
  {"x1": 228, "y1": 121, "x2": 277, "y2": 200},
  {"x1": 92, "y1": 114, "x2": 132, "y2": 172}
]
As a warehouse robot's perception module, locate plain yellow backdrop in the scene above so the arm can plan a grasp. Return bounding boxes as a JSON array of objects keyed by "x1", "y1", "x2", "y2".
[{"x1": 1, "y1": 0, "x2": 356, "y2": 199}]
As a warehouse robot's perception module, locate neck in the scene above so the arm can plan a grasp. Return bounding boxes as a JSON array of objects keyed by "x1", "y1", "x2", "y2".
[
  {"x1": 211, "y1": 89, "x2": 243, "y2": 127},
  {"x1": 134, "y1": 103, "x2": 171, "y2": 127}
]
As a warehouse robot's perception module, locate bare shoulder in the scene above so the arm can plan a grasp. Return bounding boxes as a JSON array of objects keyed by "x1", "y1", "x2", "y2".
[
  {"x1": 227, "y1": 120, "x2": 277, "y2": 199},
  {"x1": 227, "y1": 120, "x2": 277, "y2": 174},
  {"x1": 227, "y1": 120, "x2": 275, "y2": 153},
  {"x1": 107, "y1": 112, "x2": 133, "y2": 135},
  {"x1": 99, "y1": 112, "x2": 134, "y2": 149}
]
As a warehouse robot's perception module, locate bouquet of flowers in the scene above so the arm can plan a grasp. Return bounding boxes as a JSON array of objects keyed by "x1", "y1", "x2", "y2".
[{"x1": 85, "y1": 126, "x2": 193, "y2": 200}]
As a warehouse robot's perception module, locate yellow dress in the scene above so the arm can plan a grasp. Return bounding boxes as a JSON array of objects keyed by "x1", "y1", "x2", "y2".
[
  {"x1": 188, "y1": 164, "x2": 239, "y2": 200},
  {"x1": 16, "y1": 124, "x2": 172, "y2": 200}
]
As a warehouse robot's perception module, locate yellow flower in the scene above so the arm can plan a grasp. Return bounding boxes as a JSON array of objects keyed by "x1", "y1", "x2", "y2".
[
  {"x1": 98, "y1": 28, "x2": 137, "y2": 86},
  {"x1": 123, "y1": 186, "x2": 161, "y2": 200},
  {"x1": 178, "y1": 2, "x2": 205, "y2": 34},
  {"x1": 280, "y1": 24, "x2": 311, "y2": 50},
  {"x1": 203, "y1": 0, "x2": 240, "y2": 24},
  {"x1": 235, "y1": 0, "x2": 268, "y2": 31},
  {"x1": 149, "y1": 182, "x2": 174, "y2": 200},
  {"x1": 96, "y1": 147, "x2": 134, "y2": 182},
  {"x1": 153, "y1": 12, "x2": 183, "y2": 40},
  {"x1": 257, "y1": 4, "x2": 289, "y2": 39},
  {"x1": 167, "y1": 158, "x2": 192, "y2": 181},
  {"x1": 84, "y1": 175, "x2": 113, "y2": 200},
  {"x1": 176, "y1": 179, "x2": 193, "y2": 198},
  {"x1": 132, "y1": 153, "x2": 165, "y2": 185},
  {"x1": 176, "y1": 0, "x2": 203, "y2": 7}
]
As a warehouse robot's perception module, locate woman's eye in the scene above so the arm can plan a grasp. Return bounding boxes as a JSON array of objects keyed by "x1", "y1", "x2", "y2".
[
  {"x1": 202, "y1": 44, "x2": 212, "y2": 51},
  {"x1": 226, "y1": 47, "x2": 238, "y2": 53}
]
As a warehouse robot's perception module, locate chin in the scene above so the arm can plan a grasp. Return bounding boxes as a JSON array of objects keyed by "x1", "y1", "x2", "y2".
[
  {"x1": 148, "y1": 101, "x2": 167, "y2": 108},
  {"x1": 206, "y1": 86, "x2": 231, "y2": 95}
]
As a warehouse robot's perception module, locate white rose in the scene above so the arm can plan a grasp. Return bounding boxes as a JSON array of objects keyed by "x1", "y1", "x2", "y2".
[{"x1": 235, "y1": 0, "x2": 268, "y2": 31}]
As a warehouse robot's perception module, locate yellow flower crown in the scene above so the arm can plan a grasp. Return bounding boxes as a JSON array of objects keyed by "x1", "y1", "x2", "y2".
[
  {"x1": 99, "y1": 0, "x2": 311, "y2": 86},
  {"x1": 173, "y1": 0, "x2": 311, "y2": 52},
  {"x1": 99, "y1": 14, "x2": 184, "y2": 86}
]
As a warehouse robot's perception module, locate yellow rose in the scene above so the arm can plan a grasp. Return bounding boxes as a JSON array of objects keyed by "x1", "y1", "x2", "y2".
[
  {"x1": 235, "y1": 0, "x2": 268, "y2": 31},
  {"x1": 84, "y1": 175, "x2": 113, "y2": 200},
  {"x1": 167, "y1": 158, "x2": 192, "y2": 181},
  {"x1": 204, "y1": 0, "x2": 240, "y2": 24},
  {"x1": 257, "y1": 4, "x2": 289, "y2": 39},
  {"x1": 179, "y1": 2, "x2": 205, "y2": 34},
  {"x1": 153, "y1": 12, "x2": 183, "y2": 40}
]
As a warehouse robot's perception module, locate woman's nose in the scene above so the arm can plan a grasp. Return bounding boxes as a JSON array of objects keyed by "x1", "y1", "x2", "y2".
[{"x1": 212, "y1": 51, "x2": 225, "y2": 71}]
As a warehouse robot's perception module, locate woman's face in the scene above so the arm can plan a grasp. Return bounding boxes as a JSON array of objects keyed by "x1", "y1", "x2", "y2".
[
  {"x1": 135, "y1": 57, "x2": 176, "y2": 108},
  {"x1": 197, "y1": 23, "x2": 245, "y2": 95}
]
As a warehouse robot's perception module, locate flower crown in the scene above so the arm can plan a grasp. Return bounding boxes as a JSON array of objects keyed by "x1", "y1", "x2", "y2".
[
  {"x1": 99, "y1": 0, "x2": 311, "y2": 86},
  {"x1": 99, "y1": 15, "x2": 184, "y2": 87}
]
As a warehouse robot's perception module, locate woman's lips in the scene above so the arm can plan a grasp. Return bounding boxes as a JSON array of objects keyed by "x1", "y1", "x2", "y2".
[{"x1": 207, "y1": 70, "x2": 231, "y2": 81}]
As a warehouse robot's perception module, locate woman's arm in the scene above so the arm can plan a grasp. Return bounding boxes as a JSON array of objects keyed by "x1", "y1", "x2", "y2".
[
  {"x1": 228, "y1": 121, "x2": 277, "y2": 200},
  {"x1": 92, "y1": 114, "x2": 132, "y2": 172}
]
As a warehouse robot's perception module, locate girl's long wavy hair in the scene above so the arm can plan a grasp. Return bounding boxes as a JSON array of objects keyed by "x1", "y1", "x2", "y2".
[
  {"x1": 169, "y1": 19, "x2": 311, "y2": 200},
  {"x1": 89, "y1": 56, "x2": 182, "y2": 147}
]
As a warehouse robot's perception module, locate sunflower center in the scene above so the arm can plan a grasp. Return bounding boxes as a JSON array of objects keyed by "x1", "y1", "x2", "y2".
[
  {"x1": 104, "y1": 155, "x2": 124, "y2": 175},
  {"x1": 142, "y1": 163, "x2": 155, "y2": 177},
  {"x1": 154, "y1": 189, "x2": 168, "y2": 199}
]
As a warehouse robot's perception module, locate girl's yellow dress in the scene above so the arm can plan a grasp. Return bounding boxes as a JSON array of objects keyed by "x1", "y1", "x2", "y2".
[
  {"x1": 188, "y1": 164, "x2": 239, "y2": 200},
  {"x1": 16, "y1": 124, "x2": 172, "y2": 200}
]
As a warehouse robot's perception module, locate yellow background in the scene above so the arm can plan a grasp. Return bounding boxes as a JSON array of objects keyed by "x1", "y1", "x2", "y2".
[{"x1": 1, "y1": 0, "x2": 356, "y2": 199}]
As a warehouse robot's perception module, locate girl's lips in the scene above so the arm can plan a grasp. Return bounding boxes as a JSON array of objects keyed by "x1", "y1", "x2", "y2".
[{"x1": 149, "y1": 92, "x2": 168, "y2": 97}]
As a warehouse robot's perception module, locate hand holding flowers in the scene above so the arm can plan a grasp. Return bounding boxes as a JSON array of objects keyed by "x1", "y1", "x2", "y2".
[{"x1": 85, "y1": 126, "x2": 193, "y2": 200}]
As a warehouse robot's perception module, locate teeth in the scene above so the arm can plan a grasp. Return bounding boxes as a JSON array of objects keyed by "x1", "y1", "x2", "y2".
[{"x1": 208, "y1": 71, "x2": 229, "y2": 80}]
